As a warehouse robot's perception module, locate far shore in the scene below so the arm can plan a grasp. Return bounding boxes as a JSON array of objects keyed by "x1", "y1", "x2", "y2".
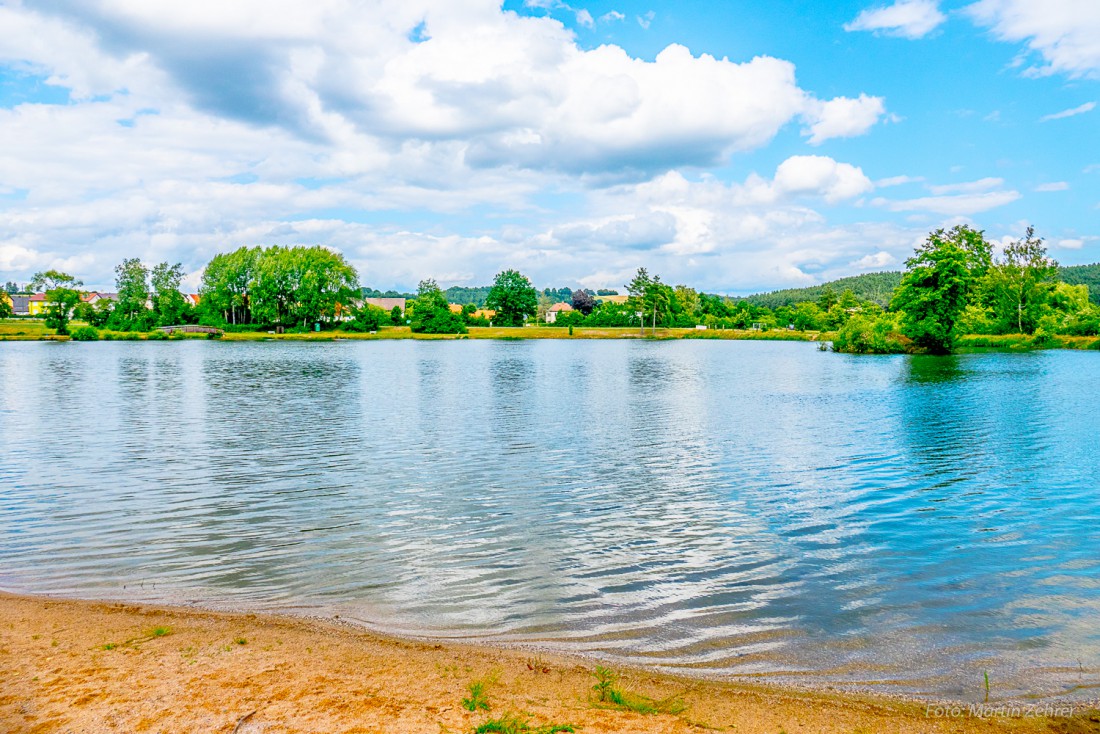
[
  {"x1": 3, "y1": 319, "x2": 1100, "y2": 350},
  {"x1": 1, "y1": 592, "x2": 1095, "y2": 733}
]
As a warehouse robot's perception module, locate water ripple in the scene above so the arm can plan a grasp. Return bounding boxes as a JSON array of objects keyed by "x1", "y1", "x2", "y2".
[{"x1": 1, "y1": 340, "x2": 1099, "y2": 701}]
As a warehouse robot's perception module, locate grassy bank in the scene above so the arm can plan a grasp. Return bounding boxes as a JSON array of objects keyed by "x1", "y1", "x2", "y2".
[
  {"x1": 0, "y1": 319, "x2": 828, "y2": 342},
  {"x1": 7, "y1": 319, "x2": 1100, "y2": 351},
  {"x1": 2, "y1": 592, "x2": 1093, "y2": 734}
]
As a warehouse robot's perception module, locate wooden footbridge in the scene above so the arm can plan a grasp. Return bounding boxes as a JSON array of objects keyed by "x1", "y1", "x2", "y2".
[{"x1": 156, "y1": 325, "x2": 225, "y2": 335}]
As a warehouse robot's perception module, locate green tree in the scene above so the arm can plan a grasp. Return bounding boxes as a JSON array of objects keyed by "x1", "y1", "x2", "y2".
[
  {"x1": 113, "y1": 258, "x2": 150, "y2": 329},
  {"x1": 390, "y1": 305, "x2": 404, "y2": 325},
  {"x1": 891, "y1": 229, "x2": 975, "y2": 353},
  {"x1": 30, "y1": 270, "x2": 83, "y2": 335},
  {"x1": 485, "y1": 269, "x2": 538, "y2": 327},
  {"x1": 410, "y1": 279, "x2": 467, "y2": 334},
  {"x1": 626, "y1": 268, "x2": 672, "y2": 333},
  {"x1": 151, "y1": 262, "x2": 188, "y2": 326},
  {"x1": 986, "y1": 226, "x2": 1058, "y2": 334},
  {"x1": 0, "y1": 296, "x2": 12, "y2": 319},
  {"x1": 673, "y1": 285, "x2": 701, "y2": 319},
  {"x1": 199, "y1": 247, "x2": 260, "y2": 325}
]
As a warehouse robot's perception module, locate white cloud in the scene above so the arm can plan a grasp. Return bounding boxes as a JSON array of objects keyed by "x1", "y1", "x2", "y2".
[
  {"x1": 876, "y1": 175, "x2": 924, "y2": 187},
  {"x1": 1034, "y1": 181, "x2": 1069, "y2": 192},
  {"x1": 770, "y1": 156, "x2": 874, "y2": 203},
  {"x1": 575, "y1": 9, "x2": 594, "y2": 28},
  {"x1": 0, "y1": 1, "x2": 899, "y2": 291},
  {"x1": 852, "y1": 251, "x2": 898, "y2": 269},
  {"x1": 845, "y1": 0, "x2": 946, "y2": 39},
  {"x1": 802, "y1": 94, "x2": 887, "y2": 145},
  {"x1": 1056, "y1": 238, "x2": 1084, "y2": 249},
  {"x1": 873, "y1": 189, "x2": 1021, "y2": 215},
  {"x1": 968, "y1": 0, "x2": 1100, "y2": 79},
  {"x1": 637, "y1": 11, "x2": 655, "y2": 29},
  {"x1": 927, "y1": 177, "x2": 1004, "y2": 195},
  {"x1": 600, "y1": 11, "x2": 626, "y2": 23},
  {"x1": 1039, "y1": 101, "x2": 1096, "y2": 121}
]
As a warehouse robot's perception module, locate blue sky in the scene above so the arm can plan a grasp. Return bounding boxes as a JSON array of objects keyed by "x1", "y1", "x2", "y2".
[{"x1": 0, "y1": 0, "x2": 1096, "y2": 293}]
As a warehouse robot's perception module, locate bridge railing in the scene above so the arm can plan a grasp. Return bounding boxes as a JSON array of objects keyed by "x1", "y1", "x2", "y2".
[{"x1": 156, "y1": 325, "x2": 225, "y2": 335}]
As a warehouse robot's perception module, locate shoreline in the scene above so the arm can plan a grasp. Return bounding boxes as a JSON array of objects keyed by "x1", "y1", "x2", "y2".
[
  {"x1": 3, "y1": 319, "x2": 1100, "y2": 350},
  {"x1": 2, "y1": 592, "x2": 1096, "y2": 733}
]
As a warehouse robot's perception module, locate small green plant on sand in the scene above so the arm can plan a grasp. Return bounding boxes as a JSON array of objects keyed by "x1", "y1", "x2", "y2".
[
  {"x1": 102, "y1": 626, "x2": 172, "y2": 651},
  {"x1": 591, "y1": 666, "x2": 684, "y2": 716},
  {"x1": 463, "y1": 680, "x2": 491, "y2": 712},
  {"x1": 474, "y1": 713, "x2": 574, "y2": 734}
]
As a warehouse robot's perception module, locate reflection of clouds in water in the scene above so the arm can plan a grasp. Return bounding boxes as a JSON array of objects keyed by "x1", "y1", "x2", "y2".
[{"x1": 0, "y1": 341, "x2": 1098, "y2": 700}]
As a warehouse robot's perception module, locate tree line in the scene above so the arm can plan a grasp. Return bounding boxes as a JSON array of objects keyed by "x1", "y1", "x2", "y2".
[
  {"x1": 835, "y1": 225, "x2": 1092, "y2": 354},
  {"x1": 10, "y1": 226, "x2": 1098, "y2": 351}
]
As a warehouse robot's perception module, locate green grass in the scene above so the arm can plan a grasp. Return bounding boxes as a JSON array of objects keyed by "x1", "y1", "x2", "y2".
[
  {"x1": 462, "y1": 680, "x2": 491, "y2": 712},
  {"x1": 101, "y1": 626, "x2": 173, "y2": 651},
  {"x1": 473, "y1": 713, "x2": 574, "y2": 733},
  {"x1": 0, "y1": 319, "x2": 62, "y2": 340},
  {"x1": 591, "y1": 666, "x2": 685, "y2": 716}
]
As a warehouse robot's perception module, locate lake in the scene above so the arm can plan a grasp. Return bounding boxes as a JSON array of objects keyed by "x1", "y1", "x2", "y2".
[{"x1": 1, "y1": 339, "x2": 1098, "y2": 701}]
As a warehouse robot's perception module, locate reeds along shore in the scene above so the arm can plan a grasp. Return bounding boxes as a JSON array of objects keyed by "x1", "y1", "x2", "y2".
[{"x1": 1, "y1": 593, "x2": 1095, "y2": 734}]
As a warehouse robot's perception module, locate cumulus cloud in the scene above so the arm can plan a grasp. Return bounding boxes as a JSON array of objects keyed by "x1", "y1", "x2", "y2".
[
  {"x1": 844, "y1": 0, "x2": 946, "y2": 39},
  {"x1": 5, "y1": 1, "x2": 888, "y2": 179},
  {"x1": 1034, "y1": 181, "x2": 1069, "y2": 192},
  {"x1": 802, "y1": 94, "x2": 887, "y2": 145},
  {"x1": 0, "y1": 1, "x2": 901, "y2": 291},
  {"x1": 968, "y1": 0, "x2": 1100, "y2": 79},
  {"x1": 770, "y1": 156, "x2": 874, "y2": 203},
  {"x1": 1039, "y1": 101, "x2": 1096, "y2": 121}
]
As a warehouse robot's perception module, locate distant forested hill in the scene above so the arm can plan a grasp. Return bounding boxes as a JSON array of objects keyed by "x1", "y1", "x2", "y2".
[
  {"x1": 443, "y1": 286, "x2": 493, "y2": 306},
  {"x1": 1059, "y1": 264, "x2": 1100, "y2": 304},
  {"x1": 738, "y1": 271, "x2": 903, "y2": 308}
]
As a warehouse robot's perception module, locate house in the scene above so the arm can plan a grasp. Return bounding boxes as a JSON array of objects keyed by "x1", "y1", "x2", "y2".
[
  {"x1": 184, "y1": 294, "x2": 201, "y2": 307},
  {"x1": 8, "y1": 294, "x2": 30, "y2": 316},
  {"x1": 81, "y1": 292, "x2": 120, "y2": 306},
  {"x1": 363, "y1": 297, "x2": 406, "y2": 314},
  {"x1": 545, "y1": 302, "x2": 573, "y2": 324},
  {"x1": 27, "y1": 293, "x2": 46, "y2": 316},
  {"x1": 449, "y1": 304, "x2": 496, "y2": 320}
]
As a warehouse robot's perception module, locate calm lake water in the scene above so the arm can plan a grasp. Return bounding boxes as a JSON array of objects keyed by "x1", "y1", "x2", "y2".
[{"x1": 1, "y1": 339, "x2": 1098, "y2": 701}]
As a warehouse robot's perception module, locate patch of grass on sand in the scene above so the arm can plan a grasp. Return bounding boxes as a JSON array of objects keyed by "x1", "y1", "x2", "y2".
[
  {"x1": 591, "y1": 666, "x2": 685, "y2": 716},
  {"x1": 462, "y1": 680, "x2": 492, "y2": 712},
  {"x1": 102, "y1": 626, "x2": 173, "y2": 651},
  {"x1": 474, "y1": 713, "x2": 574, "y2": 733}
]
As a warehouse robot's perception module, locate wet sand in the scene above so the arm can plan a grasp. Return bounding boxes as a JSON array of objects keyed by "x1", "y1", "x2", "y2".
[{"x1": 1, "y1": 592, "x2": 1096, "y2": 733}]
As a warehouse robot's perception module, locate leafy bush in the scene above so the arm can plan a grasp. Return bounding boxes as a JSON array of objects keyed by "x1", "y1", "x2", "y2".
[
  {"x1": 145, "y1": 330, "x2": 169, "y2": 340},
  {"x1": 833, "y1": 314, "x2": 907, "y2": 354},
  {"x1": 1029, "y1": 327, "x2": 1058, "y2": 349},
  {"x1": 418, "y1": 310, "x2": 467, "y2": 334},
  {"x1": 104, "y1": 331, "x2": 142, "y2": 341},
  {"x1": 342, "y1": 304, "x2": 387, "y2": 332},
  {"x1": 69, "y1": 325, "x2": 99, "y2": 341}
]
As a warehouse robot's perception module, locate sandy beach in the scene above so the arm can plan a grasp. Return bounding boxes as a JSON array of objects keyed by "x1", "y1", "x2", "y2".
[{"x1": 1, "y1": 592, "x2": 1095, "y2": 733}]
